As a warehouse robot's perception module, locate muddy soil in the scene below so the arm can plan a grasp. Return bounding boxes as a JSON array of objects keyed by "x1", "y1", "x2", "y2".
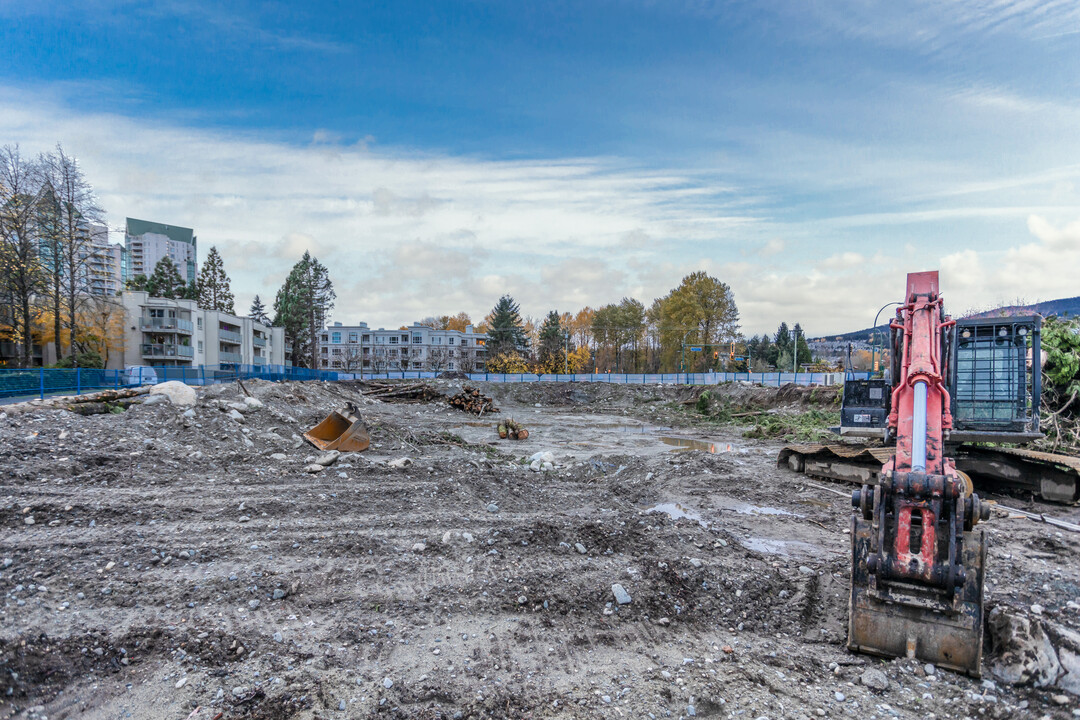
[{"x1": 1, "y1": 379, "x2": 1078, "y2": 720}]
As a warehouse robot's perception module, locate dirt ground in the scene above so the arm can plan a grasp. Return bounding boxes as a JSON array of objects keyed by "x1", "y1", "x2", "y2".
[{"x1": 1, "y1": 379, "x2": 1078, "y2": 720}]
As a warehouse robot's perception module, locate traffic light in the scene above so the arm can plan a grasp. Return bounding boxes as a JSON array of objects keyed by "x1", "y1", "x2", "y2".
[{"x1": 713, "y1": 351, "x2": 719, "y2": 359}]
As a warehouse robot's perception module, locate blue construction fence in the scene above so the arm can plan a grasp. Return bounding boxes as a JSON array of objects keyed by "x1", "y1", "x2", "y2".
[
  {"x1": 0, "y1": 364, "x2": 338, "y2": 400},
  {"x1": 0, "y1": 365, "x2": 873, "y2": 400},
  {"x1": 339, "y1": 371, "x2": 872, "y2": 385}
]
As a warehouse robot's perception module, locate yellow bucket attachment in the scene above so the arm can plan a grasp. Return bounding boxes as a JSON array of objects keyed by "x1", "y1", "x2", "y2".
[{"x1": 304, "y1": 410, "x2": 370, "y2": 452}]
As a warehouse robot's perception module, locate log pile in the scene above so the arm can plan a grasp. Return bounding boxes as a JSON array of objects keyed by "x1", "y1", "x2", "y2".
[
  {"x1": 498, "y1": 419, "x2": 529, "y2": 440},
  {"x1": 448, "y1": 386, "x2": 498, "y2": 415},
  {"x1": 362, "y1": 382, "x2": 442, "y2": 403}
]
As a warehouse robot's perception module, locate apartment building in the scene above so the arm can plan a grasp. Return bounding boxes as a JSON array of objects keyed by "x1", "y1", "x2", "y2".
[
  {"x1": 123, "y1": 218, "x2": 198, "y2": 284},
  {"x1": 85, "y1": 224, "x2": 124, "y2": 296},
  {"x1": 317, "y1": 322, "x2": 488, "y2": 372},
  {"x1": 110, "y1": 291, "x2": 285, "y2": 369}
]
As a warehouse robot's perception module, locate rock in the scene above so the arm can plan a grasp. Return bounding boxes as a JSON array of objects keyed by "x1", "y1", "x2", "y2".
[
  {"x1": 387, "y1": 458, "x2": 412, "y2": 469},
  {"x1": 23, "y1": 516, "x2": 34, "y2": 525},
  {"x1": 238, "y1": 515, "x2": 251, "y2": 523},
  {"x1": 924, "y1": 663, "x2": 936, "y2": 676},
  {"x1": 689, "y1": 558, "x2": 702, "y2": 568},
  {"x1": 1, "y1": 558, "x2": 11, "y2": 569},
  {"x1": 1032, "y1": 603, "x2": 1045, "y2": 615},
  {"x1": 834, "y1": 691, "x2": 845, "y2": 702},
  {"x1": 142, "y1": 394, "x2": 168, "y2": 406},
  {"x1": 149, "y1": 381, "x2": 197, "y2": 406},
  {"x1": 248, "y1": 599, "x2": 260, "y2": 609},
  {"x1": 987, "y1": 608, "x2": 1062, "y2": 687},
  {"x1": 227, "y1": 409, "x2": 245, "y2": 422},
  {"x1": 799, "y1": 565, "x2": 814, "y2": 575},
  {"x1": 382, "y1": 677, "x2": 393, "y2": 689},
  {"x1": 529, "y1": 460, "x2": 542, "y2": 472},
  {"x1": 486, "y1": 503, "x2": 499, "y2": 513},
  {"x1": 860, "y1": 668, "x2": 890, "y2": 691},
  {"x1": 233, "y1": 686, "x2": 248, "y2": 696},
  {"x1": 315, "y1": 450, "x2": 340, "y2": 467},
  {"x1": 612, "y1": 583, "x2": 632, "y2": 605},
  {"x1": 528, "y1": 451, "x2": 555, "y2": 464},
  {"x1": 228, "y1": 402, "x2": 249, "y2": 413},
  {"x1": 687, "y1": 704, "x2": 696, "y2": 716},
  {"x1": 243, "y1": 396, "x2": 264, "y2": 410},
  {"x1": 273, "y1": 631, "x2": 283, "y2": 643},
  {"x1": 175, "y1": 676, "x2": 187, "y2": 688},
  {"x1": 517, "y1": 595, "x2": 528, "y2": 605},
  {"x1": 273, "y1": 588, "x2": 286, "y2": 600},
  {"x1": 1052, "y1": 694, "x2": 1070, "y2": 705},
  {"x1": 270, "y1": 453, "x2": 287, "y2": 460},
  {"x1": 541, "y1": 461, "x2": 553, "y2": 472},
  {"x1": 304, "y1": 464, "x2": 325, "y2": 473},
  {"x1": 182, "y1": 408, "x2": 196, "y2": 419},
  {"x1": 339, "y1": 699, "x2": 347, "y2": 710},
  {"x1": 575, "y1": 543, "x2": 587, "y2": 554},
  {"x1": 411, "y1": 542, "x2": 427, "y2": 552}
]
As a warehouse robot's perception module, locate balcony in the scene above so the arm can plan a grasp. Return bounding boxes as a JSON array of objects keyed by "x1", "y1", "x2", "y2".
[
  {"x1": 253, "y1": 336, "x2": 267, "y2": 347},
  {"x1": 219, "y1": 329, "x2": 242, "y2": 344},
  {"x1": 253, "y1": 356, "x2": 267, "y2": 365},
  {"x1": 219, "y1": 350, "x2": 243, "y2": 363},
  {"x1": 140, "y1": 317, "x2": 194, "y2": 333},
  {"x1": 141, "y1": 343, "x2": 194, "y2": 359}
]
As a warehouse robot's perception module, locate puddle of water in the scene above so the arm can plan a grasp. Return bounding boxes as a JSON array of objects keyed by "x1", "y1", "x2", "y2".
[
  {"x1": 740, "y1": 538, "x2": 819, "y2": 556},
  {"x1": 600, "y1": 423, "x2": 673, "y2": 433},
  {"x1": 660, "y1": 437, "x2": 733, "y2": 453},
  {"x1": 646, "y1": 502, "x2": 709, "y2": 528},
  {"x1": 717, "y1": 499, "x2": 800, "y2": 517}
]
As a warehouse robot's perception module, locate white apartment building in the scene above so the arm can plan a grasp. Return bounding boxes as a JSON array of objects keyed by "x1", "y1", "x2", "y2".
[
  {"x1": 318, "y1": 322, "x2": 488, "y2": 372},
  {"x1": 123, "y1": 218, "x2": 198, "y2": 284},
  {"x1": 109, "y1": 291, "x2": 286, "y2": 370},
  {"x1": 85, "y1": 223, "x2": 124, "y2": 296}
]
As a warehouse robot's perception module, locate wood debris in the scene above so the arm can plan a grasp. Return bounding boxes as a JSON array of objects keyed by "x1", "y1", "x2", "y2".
[
  {"x1": 448, "y1": 386, "x2": 499, "y2": 415},
  {"x1": 362, "y1": 382, "x2": 442, "y2": 403},
  {"x1": 498, "y1": 419, "x2": 529, "y2": 440}
]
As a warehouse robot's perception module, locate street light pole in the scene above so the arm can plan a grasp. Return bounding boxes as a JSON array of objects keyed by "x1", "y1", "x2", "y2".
[{"x1": 871, "y1": 301, "x2": 902, "y2": 374}]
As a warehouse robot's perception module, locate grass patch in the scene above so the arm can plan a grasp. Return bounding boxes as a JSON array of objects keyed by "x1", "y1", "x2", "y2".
[{"x1": 743, "y1": 409, "x2": 840, "y2": 443}]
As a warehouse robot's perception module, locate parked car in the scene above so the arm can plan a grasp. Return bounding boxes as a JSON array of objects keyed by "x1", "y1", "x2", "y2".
[{"x1": 123, "y1": 365, "x2": 158, "y2": 386}]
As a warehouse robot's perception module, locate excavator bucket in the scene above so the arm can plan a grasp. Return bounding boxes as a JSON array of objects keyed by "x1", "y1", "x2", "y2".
[
  {"x1": 849, "y1": 503, "x2": 988, "y2": 676},
  {"x1": 304, "y1": 409, "x2": 370, "y2": 452}
]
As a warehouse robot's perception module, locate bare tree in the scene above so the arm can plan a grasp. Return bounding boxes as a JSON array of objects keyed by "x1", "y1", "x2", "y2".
[
  {"x1": 342, "y1": 344, "x2": 363, "y2": 371},
  {"x1": 41, "y1": 145, "x2": 104, "y2": 362},
  {"x1": 458, "y1": 349, "x2": 476, "y2": 373},
  {"x1": 0, "y1": 145, "x2": 45, "y2": 367},
  {"x1": 426, "y1": 347, "x2": 448, "y2": 372}
]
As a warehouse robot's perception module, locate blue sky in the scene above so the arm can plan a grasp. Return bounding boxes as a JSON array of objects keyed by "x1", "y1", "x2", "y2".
[{"x1": 2, "y1": 1, "x2": 1080, "y2": 334}]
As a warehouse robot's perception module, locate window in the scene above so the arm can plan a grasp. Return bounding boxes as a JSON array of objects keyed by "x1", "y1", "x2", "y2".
[
  {"x1": 321, "y1": 334, "x2": 328, "y2": 342},
  {"x1": 197, "y1": 341, "x2": 203, "y2": 353},
  {"x1": 332, "y1": 332, "x2": 341, "y2": 344},
  {"x1": 197, "y1": 317, "x2": 203, "y2": 329},
  {"x1": 433, "y1": 336, "x2": 441, "y2": 344},
  {"x1": 401, "y1": 335, "x2": 408, "y2": 343},
  {"x1": 449, "y1": 337, "x2": 455, "y2": 345},
  {"x1": 149, "y1": 308, "x2": 164, "y2": 318},
  {"x1": 349, "y1": 333, "x2": 358, "y2": 343},
  {"x1": 389, "y1": 336, "x2": 399, "y2": 344},
  {"x1": 389, "y1": 349, "x2": 398, "y2": 357},
  {"x1": 321, "y1": 347, "x2": 328, "y2": 355},
  {"x1": 448, "y1": 349, "x2": 455, "y2": 357},
  {"x1": 332, "y1": 348, "x2": 342, "y2": 355},
  {"x1": 362, "y1": 334, "x2": 370, "y2": 343},
  {"x1": 413, "y1": 335, "x2": 422, "y2": 343},
  {"x1": 449, "y1": 362, "x2": 455, "y2": 370}
]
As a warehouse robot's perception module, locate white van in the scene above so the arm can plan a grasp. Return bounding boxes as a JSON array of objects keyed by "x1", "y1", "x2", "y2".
[{"x1": 124, "y1": 366, "x2": 158, "y2": 386}]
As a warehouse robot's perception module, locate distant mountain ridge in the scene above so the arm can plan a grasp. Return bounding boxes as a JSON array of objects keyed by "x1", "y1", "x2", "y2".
[{"x1": 813, "y1": 295, "x2": 1080, "y2": 342}]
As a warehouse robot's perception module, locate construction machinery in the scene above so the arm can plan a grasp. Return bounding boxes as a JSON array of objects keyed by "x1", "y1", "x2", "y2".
[
  {"x1": 844, "y1": 271, "x2": 993, "y2": 675},
  {"x1": 779, "y1": 271, "x2": 1080, "y2": 675}
]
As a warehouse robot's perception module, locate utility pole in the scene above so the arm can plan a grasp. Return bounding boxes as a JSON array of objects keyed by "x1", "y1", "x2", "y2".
[
  {"x1": 793, "y1": 324, "x2": 798, "y2": 375},
  {"x1": 564, "y1": 331, "x2": 569, "y2": 374}
]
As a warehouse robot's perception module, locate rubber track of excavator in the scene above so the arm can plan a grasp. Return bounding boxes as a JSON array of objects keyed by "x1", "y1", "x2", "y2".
[{"x1": 778, "y1": 443, "x2": 1080, "y2": 504}]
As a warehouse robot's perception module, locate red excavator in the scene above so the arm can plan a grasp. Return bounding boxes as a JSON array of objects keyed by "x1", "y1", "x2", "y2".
[
  {"x1": 847, "y1": 271, "x2": 990, "y2": 676},
  {"x1": 780, "y1": 270, "x2": 1080, "y2": 674}
]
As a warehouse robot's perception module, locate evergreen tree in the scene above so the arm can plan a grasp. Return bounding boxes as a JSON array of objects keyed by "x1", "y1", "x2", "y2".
[
  {"x1": 486, "y1": 295, "x2": 528, "y2": 356},
  {"x1": 125, "y1": 274, "x2": 150, "y2": 292},
  {"x1": 273, "y1": 251, "x2": 335, "y2": 368},
  {"x1": 792, "y1": 323, "x2": 813, "y2": 368},
  {"x1": 146, "y1": 257, "x2": 185, "y2": 298},
  {"x1": 182, "y1": 278, "x2": 199, "y2": 301},
  {"x1": 249, "y1": 294, "x2": 269, "y2": 324},
  {"x1": 197, "y1": 246, "x2": 235, "y2": 312},
  {"x1": 537, "y1": 310, "x2": 565, "y2": 372}
]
